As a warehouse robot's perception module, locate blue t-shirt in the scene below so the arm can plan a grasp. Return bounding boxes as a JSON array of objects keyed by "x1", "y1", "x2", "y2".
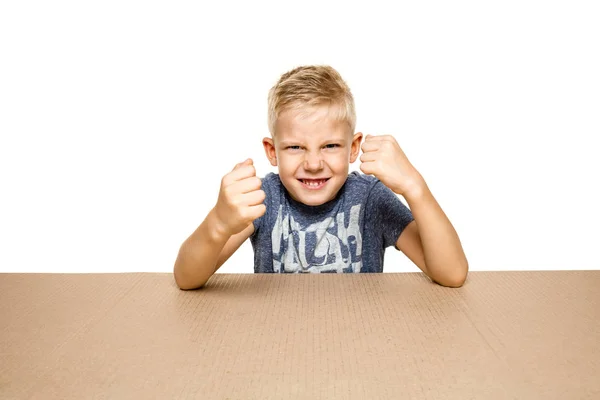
[{"x1": 250, "y1": 172, "x2": 414, "y2": 273}]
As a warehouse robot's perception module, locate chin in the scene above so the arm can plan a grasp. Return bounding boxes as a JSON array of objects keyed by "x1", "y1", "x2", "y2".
[{"x1": 296, "y1": 196, "x2": 331, "y2": 206}]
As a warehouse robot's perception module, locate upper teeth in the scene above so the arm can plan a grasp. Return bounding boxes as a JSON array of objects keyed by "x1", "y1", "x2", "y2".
[{"x1": 304, "y1": 180, "x2": 323, "y2": 186}]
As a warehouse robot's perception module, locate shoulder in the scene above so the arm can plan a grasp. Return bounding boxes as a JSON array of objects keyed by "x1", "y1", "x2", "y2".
[
  {"x1": 261, "y1": 172, "x2": 280, "y2": 185},
  {"x1": 252, "y1": 173, "x2": 282, "y2": 236},
  {"x1": 260, "y1": 172, "x2": 282, "y2": 193},
  {"x1": 257, "y1": 172, "x2": 284, "y2": 218},
  {"x1": 345, "y1": 172, "x2": 406, "y2": 211},
  {"x1": 343, "y1": 171, "x2": 390, "y2": 205},
  {"x1": 344, "y1": 171, "x2": 380, "y2": 193}
]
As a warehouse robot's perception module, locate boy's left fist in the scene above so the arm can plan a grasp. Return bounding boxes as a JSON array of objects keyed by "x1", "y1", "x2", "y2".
[{"x1": 359, "y1": 134, "x2": 425, "y2": 198}]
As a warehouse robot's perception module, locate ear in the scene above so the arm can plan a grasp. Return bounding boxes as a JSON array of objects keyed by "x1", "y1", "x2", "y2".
[
  {"x1": 349, "y1": 132, "x2": 363, "y2": 163},
  {"x1": 262, "y1": 137, "x2": 278, "y2": 166}
]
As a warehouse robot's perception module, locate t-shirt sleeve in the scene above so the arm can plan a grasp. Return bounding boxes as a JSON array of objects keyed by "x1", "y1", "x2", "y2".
[
  {"x1": 366, "y1": 180, "x2": 415, "y2": 249},
  {"x1": 251, "y1": 177, "x2": 267, "y2": 235},
  {"x1": 251, "y1": 173, "x2": 277, "y2": 236}
]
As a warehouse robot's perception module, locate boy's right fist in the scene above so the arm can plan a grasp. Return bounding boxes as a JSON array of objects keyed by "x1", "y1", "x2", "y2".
[{"x1": 214, "y1": 158, "x2": 266, "y2": 236}]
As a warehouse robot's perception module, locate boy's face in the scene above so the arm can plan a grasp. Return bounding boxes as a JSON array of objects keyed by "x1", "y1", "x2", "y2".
[{"x1": 263, "y1": 105, "x2": 363, "y2": 206}]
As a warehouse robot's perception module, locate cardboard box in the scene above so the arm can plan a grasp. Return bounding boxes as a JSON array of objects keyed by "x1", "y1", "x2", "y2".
[{"x1": 1, "y1": 271, "x2": 599, "y2": 399}]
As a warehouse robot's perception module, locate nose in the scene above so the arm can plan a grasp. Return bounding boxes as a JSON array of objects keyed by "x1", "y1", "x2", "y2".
[{"x1": 304, "y1": 151, "x2": 324, "y2": 172}]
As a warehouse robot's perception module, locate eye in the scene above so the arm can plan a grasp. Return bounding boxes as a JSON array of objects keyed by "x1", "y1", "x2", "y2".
[
  {"x1": 287, "y1": 145, "x2": 301, "y2": 150},
  {"x1": 324, "y1": 144, "x2": 340, "y2": 149}
]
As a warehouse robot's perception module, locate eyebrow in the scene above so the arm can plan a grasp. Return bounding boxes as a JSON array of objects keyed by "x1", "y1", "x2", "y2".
[
  {"x1": 278, "y1": 141, "x2": 300, "y2": 147},
  {"x1": 279, "y1": 139, "x2": 346, "y2": 147}
]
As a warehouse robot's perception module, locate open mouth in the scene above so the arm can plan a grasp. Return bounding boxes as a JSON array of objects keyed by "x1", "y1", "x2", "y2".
[{"x1": 298, "y1": 178, "x2": 330, "y2": 190}]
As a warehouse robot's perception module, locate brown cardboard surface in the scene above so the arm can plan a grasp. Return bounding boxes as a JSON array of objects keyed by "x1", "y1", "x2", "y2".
[{"x1": 1, "y1": 271, "x2": 599, "y2": 399}]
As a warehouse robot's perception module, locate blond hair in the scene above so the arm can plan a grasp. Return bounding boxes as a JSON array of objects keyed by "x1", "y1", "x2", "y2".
[{"x1": 267, "y1": 65, "x2": 356, "y2": 136}]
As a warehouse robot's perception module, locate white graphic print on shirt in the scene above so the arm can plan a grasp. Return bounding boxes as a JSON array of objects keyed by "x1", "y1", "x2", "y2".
[{"x1": 270, "y1": 204, "x2": 363, "y2": 273}]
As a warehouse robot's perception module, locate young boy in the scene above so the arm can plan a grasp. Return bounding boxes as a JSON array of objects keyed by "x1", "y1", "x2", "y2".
[{"x1": 174, "y1": 65, "x2": 468, "y2": 289}]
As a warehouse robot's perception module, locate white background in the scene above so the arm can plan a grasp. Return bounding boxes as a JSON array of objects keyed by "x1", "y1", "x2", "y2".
[{"x1": 1, "y1": 1, "x2": 598, "y2": 274}]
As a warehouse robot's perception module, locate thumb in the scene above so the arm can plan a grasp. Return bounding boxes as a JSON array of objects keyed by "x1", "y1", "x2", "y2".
[{"x1": 233, "y1": 158, "x2": 253, "y2": 171}]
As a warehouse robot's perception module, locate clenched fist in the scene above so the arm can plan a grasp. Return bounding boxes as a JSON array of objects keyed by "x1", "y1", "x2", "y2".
[
  {"x1": 360, "y1": 134, "x2": 426, "y2": 199},
  {"x1": 214, "y1": 158, "x2": 266, "y2": 236}
]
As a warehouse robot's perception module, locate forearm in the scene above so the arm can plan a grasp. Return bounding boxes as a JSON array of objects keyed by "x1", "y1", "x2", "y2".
[
  {"x1": 173, "y1": 208, "x2": 230, "y2": 290},
  {"x1": 405, "y1": 184, "x2": 468, "y2": 287}
]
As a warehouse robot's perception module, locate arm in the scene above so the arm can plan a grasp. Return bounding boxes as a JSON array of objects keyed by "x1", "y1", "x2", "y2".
[
  {"x1": 173, "y1": 158, "x2": 265, "y2": 290},
  {"x1": 397, "y1": 186, "x2": 468, "y2": 287},
  {"x1": 173, "y1": 210, "x2": 255, "y2": 290},
  {"x1": 360, "y1": 134, "x2": 468, "y2": 287}
]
